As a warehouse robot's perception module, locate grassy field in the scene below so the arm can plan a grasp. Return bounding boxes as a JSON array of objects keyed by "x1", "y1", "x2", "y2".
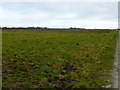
[
  {"x1": 2, "y1": 29, "x2": 118, "y2": 88},
  {"x1": 0, "y1": 29, "x2": 2, "y2": 88}
]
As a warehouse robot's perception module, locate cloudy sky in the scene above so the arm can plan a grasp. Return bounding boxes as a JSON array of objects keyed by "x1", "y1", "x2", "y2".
[{"x1": 0, "y1": 1, "x2": 118, "y2": 29}]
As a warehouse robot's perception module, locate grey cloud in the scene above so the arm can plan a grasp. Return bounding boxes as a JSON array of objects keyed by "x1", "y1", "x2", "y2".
[{"x1": 0, "y1": 2, "x2": 118, "y2": 29}]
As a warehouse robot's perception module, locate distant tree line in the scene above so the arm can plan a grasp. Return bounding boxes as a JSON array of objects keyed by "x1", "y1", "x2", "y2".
[
  {"x1": 70, "y1": 27, "x2": 85, "y2": 29},
  {"x1": 1, "y1": 27, "x2": 47, "y2": 29},
  {"x1": 0, "y1": 27, "x2": 117, "y2": 30},
  {"x1": 1, "y1": 27, "x2": 86, "y2": 30}
]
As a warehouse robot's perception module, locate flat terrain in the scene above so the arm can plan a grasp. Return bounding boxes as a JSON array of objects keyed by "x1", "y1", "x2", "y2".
[
  {"x1": 0, "y1": 29, "x2": 2, "y2": 89},
  {"x1": 2, "y1": 29, "x2": 118, "y2": 88},
  {"x1": 118, "y1": 31, "x2": 120, "y2": 88}
]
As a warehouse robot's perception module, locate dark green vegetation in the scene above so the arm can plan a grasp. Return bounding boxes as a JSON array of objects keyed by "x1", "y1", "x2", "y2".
[
  {"x1": 0, "y1": 29, "x2": 2, "y2": 87},
  {"x1": 2, "y1": 29, "x2": 118, "y2": 88}
]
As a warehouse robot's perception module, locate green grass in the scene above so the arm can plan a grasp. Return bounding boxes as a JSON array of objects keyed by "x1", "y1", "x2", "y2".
[
  {"x1": 0, "y1": 29, "x2": 2, "y2": 88},
  {"x1": 2, "y1": 30, "x2": 118, "y2": 88}
]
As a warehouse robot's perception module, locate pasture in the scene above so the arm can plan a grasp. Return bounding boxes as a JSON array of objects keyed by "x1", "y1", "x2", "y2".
[{"x1": 2, "y1": 29, "x2": 118, "y2": 88}]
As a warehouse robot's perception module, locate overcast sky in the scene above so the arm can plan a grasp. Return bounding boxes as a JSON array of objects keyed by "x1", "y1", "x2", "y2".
[{"x1": 0, "y1": 2, "x2": 118, "y2": 29}]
